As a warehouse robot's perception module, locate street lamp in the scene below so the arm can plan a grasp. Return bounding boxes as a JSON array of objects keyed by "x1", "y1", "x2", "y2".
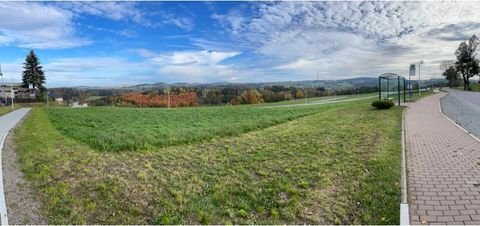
[
  {"x1": 418, "y1": 60, "x2": 424, "y2": 96},
  {"x1": 10, "y1": 82, "x2": 13, "y2": 109}
]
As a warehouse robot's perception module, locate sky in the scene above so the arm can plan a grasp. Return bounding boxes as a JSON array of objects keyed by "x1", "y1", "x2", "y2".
[{"x1": 0, "y1": 1, "x2": 479, "y2": 87}]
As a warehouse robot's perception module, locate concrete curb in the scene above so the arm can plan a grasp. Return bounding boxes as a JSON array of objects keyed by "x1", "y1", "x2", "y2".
[
  {"x1": 438, "y1": 95, "x2": 480, "y2": 143},
  {"x1": 0, "y1": 133, "x2": 8, "y2": 225},
  {"x1": 400, "y1": 107, "x2": 409, "y2": 225}
]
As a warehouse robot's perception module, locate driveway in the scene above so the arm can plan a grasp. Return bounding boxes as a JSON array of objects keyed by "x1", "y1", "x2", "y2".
[{"x1": 440, "y1": 88, "x2": 480, "y2": 138}]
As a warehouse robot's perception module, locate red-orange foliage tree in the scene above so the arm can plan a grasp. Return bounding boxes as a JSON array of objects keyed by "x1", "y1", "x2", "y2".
[{"x1": 120, "y1": 92, "x2": 199, "y2": 107}]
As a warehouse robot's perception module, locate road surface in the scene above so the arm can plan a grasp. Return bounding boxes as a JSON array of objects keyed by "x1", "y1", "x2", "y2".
[
  {"x1": 441, "y1": 88, "x2": 480, "y2": 138},
  {"x1": 0, "y1": 108, "x2": 31, "y2": 225}
]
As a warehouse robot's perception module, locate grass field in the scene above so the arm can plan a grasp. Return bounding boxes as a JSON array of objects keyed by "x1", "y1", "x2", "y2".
[
  {"x1": 14, "y1": 95, "x2": 403, "y2": 224},
  {"x1": 46, "y1": 104, "x2": 334, "y2": 151},
  {"x1": 0, "y1": 107, "x2": 13, "y2": 116}
]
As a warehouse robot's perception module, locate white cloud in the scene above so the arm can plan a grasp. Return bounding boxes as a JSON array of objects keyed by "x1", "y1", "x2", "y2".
[
  {"x1": 161, "y1": 16, "x2": 194, "y2": 31},
  {"x1": 0, "y1": 2, "x2": 194, "y2": 50},
  {"x1": 216, "y1": 1, "x2": 480, "y2": 80},
  {"x1": 127, "y1": 48, "x2": 158, "y2": 58},
  {"x1": 41, "y1": 57, "x2": 155, "y2": 87},
  {"x1": 8, "y1": 51, "x2": 244, "y2": 87},
  {"x1": 0, "y1": 2, "x2": 91, "y2": 49},
  {"x1": 153, "y1": 50, "x2": 240, "y2": 65},
  {"x1": 56, "y1": 2, "x2": 149, "y2": 25},
  {"x1": 150, "y1": 50, "x2": 242, "y2": 82},
  {"x1": 212, "y1": 10, "x2": 246, "y2": 35}
]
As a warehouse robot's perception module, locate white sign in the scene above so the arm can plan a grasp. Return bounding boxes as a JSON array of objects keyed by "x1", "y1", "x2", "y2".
[{"x1": 409, "y1": 64, "x2": 416, "y2": 76}]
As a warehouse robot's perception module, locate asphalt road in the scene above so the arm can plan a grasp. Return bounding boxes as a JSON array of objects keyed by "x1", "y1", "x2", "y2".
[
  {"x1": 440, "y1": 88, "x2": 480, "y2": 138},
  {"x1": 0, "y1": 108, "x2": 31, "y2": 225}
]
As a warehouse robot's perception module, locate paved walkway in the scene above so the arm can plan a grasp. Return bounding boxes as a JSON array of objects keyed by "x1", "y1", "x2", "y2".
[
  {"x1": 0, "y1": 108, "x2": 31, "y2": 225},
  {"x1": 406, "y1": 93, "x2": 480, "y2": 225}
]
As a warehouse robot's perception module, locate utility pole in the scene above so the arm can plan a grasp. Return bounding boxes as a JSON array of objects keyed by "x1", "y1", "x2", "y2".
[
  {"x1": 305, "y1": 88, "x2": 308, "y2": 104},
  {"x1": 10, "y1": 82, "x2": 13, "y2": 109},
  {"x1": 167, "y1": 87, "x2": 171, "y2": 109}
]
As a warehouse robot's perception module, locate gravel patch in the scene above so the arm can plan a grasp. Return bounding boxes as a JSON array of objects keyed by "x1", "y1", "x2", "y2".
[
  {"x1": 440, "y1": 88, "x2": 480, "y2": 138},
  {"x1": 2, "y1": 117, "x2": 47, "y2": 224}
]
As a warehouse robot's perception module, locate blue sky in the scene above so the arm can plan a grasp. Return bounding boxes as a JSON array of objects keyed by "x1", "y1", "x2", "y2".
[{"x1": 0, "y1": 1, "x2": 480, "y2": 87}]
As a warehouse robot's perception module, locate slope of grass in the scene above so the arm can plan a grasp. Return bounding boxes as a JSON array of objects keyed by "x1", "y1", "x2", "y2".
[
  {"x1": 15, "y1": 99, "x2": 402, "y2": 224},
  {"x1": 45, "y1": 104, "x2": 334, "y2": 151}
]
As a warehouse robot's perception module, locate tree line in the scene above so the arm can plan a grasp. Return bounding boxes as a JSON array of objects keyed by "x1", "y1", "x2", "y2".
[
  {"x1": 443, "y1": 35, "x2": 480, "y2": 90},
  {"x1": 68, "y1": 85, "x2": 378, "y2": 107}
]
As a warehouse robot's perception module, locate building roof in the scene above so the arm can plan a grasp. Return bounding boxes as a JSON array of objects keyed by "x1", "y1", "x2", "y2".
[
  {"x1": 379, "y1": 73, "x2": 405, "y2": 79},
  {"x1": 0, "y1": 82, "x2": 23, "y2": 87}
]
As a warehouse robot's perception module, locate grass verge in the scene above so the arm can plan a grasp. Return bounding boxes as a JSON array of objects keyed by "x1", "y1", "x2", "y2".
[
  {"x1": 15, "y1": 99, "x2": 402, "y2": 224},
  {"x1": 0, "y1": 107, "x2": 13, "y2": 116}
]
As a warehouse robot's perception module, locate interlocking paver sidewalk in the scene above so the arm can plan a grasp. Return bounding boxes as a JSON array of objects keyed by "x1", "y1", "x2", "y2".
[{"x1": 406, "y1": 93, "x2": 480, "y2": 225}]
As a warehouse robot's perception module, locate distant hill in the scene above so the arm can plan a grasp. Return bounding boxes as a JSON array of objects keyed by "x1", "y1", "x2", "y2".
[
  {"x1": 122, "y1": 77, "x2": 380, "y2": 91},
  {"x1": 53, "y1": 77, "x2": 448, "y2": 91}
]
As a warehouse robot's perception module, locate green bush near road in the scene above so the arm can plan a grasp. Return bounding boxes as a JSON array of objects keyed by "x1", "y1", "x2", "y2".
[{"x1": 372, "y1": 100, "x2": 395, "y2": 109}]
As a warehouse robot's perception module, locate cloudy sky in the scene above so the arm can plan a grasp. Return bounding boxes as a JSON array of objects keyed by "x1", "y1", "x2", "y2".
[{"x1": 0, "y1": 1, "x2": 479, "y2": 87}]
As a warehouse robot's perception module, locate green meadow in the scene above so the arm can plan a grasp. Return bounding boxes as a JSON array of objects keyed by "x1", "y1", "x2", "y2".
[{"x1": 14, "y1": 95, "x2": 402, "y2": 224}]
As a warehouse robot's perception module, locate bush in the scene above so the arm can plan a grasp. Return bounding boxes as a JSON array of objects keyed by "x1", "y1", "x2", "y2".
[{"x1": 372, "y1": 99, "x2": 395, "y2": 109}]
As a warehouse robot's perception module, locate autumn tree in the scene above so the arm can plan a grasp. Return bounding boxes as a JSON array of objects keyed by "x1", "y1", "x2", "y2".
[
  {"x1": 455, "y1": 35, "x2": 480, "y2": 90},
  {"x1": 442, "y1": 66, "x2": 459, "y2": 88},
  {"x1": 22, "y1": 50, "x2": 46, "y2": 92},
  {"x1": 295, "y1": 89, "x2": 305, "y2": 99}
]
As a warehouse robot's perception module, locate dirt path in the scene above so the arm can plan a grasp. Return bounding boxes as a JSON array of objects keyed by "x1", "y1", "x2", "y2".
[{"x1": 3, "y1": 128, "x2": 47, "y2": 224}]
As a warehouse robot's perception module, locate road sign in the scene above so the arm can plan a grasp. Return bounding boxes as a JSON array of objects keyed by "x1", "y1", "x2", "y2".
[{"x1": 409, "y1": 64, "x2": 416, "y2": 76}]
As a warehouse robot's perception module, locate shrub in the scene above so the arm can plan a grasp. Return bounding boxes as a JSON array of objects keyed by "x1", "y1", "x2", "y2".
[{"x1": 372, "y1": 99, "x2": 395, "y2": 109}]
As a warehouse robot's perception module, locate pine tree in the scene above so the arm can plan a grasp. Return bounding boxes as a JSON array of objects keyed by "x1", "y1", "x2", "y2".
[{"x1": 22, "y1": 50, "x2": 46, "y2": 92}]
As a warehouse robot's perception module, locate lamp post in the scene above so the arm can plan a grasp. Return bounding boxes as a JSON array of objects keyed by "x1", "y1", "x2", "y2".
[
  {"x1": 418, "y1": 60, "x2": 424, "y2": 96},
  {"x1": 10, "y1": 82, "x2": 13, "y2": 109},
  {"x1": 167, "y1": 86, "x2": 171, "y2": 109}
]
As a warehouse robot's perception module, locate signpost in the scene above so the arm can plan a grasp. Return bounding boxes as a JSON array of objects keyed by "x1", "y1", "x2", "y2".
[
  {"x1": 418, "y1": 60, "x2": 424, "y2": 96},
  {"x1": 409, "y1": 64, "x2": 415, "y2": 100}
]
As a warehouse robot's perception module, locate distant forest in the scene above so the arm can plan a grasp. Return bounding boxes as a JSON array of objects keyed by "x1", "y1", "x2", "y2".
[{"x1": 48, "y1": 78, "x2": 448, "y2": 107}]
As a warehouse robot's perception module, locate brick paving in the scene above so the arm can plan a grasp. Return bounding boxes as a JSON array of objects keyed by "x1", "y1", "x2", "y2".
[{"x1": 406, "y1": 93, "x2": 480, "y2": 225}]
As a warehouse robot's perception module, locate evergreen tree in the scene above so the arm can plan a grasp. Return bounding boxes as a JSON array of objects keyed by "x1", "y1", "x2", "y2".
[{"x1": 22, "y1": 50, "x2": 46, "y2": 92}]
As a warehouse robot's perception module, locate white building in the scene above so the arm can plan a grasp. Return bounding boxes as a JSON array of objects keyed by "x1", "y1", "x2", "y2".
[
  {"x1": 0, "y1": 82, "x2": 22, "y2": 98},
  {"x1": 0, "y1": 82, "x2": 35, "y2": 100}
]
